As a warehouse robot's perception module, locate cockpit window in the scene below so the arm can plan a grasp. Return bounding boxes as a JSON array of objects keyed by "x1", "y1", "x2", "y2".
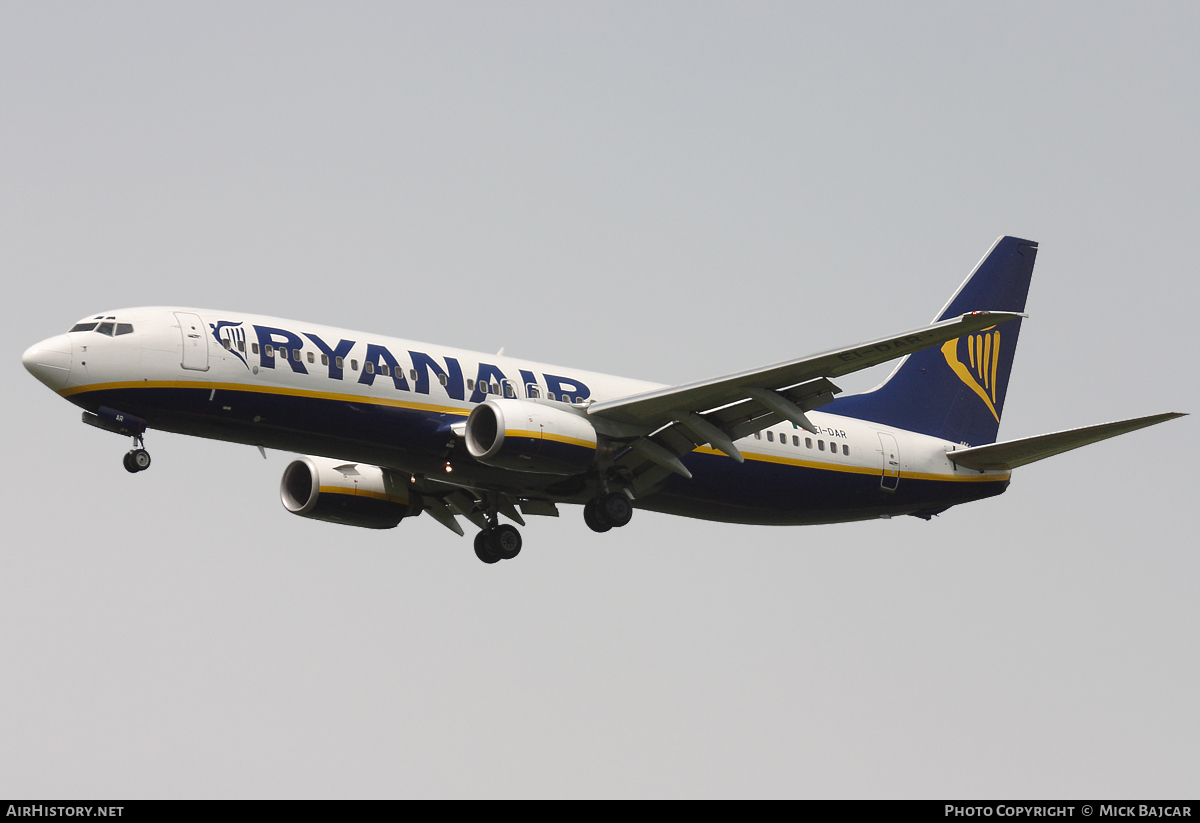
[{"x1": 71, "y1": 318, "x2": 134, "y2": 334}]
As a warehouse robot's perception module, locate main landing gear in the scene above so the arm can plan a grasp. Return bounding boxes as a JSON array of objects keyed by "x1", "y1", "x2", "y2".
[
  {"x1": 468, "y1": 489, "x2": 631, "y2": 564},
  {"x1": 583, "y1": 492, "x2": 633, "y2": 533},
  {"x1": 122, "y1": 435, "x2": 151, "y2": 474},
  {"x1": 473, "y1": 523, "x2": 522, "y2": 564}
]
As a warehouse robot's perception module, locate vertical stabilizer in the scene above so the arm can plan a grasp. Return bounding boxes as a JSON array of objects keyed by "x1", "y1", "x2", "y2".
[{"x1": 827, "y1": 236, "x2": 1038, "y2": 446}]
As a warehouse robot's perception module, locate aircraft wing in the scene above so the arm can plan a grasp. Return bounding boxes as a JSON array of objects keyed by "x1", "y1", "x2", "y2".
[
  {"x1": 946, "y1": 412, "x2": 1187, "y2": 471},
  {"x1": 589, "y1": 311, "x2": 1022, "y2": 427},
  {"x1": 586, "y1": 311, "x2": 1024, "y2": 491}
]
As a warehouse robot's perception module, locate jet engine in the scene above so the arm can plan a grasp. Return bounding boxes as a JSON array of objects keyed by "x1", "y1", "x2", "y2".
[
  {"x1": 465, "y1": 398, "x2": 598, "y2": 475},
  {"x1": 280, "y1": 455, "x2": 421, "y2": 529}
]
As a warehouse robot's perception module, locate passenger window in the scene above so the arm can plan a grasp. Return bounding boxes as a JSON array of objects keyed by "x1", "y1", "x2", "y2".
[
  {"x1": 467, "y1": 378, "x2": 475, "y2": 390},
  {"x1": 307, "y1": 352, "x2": 314, "y2": 364},
  {"x1": 252, "y1": 343, "x2": 260, "y2": 354},
  {"x1": 320, "y1": 354, "x2": 328, "y2": 366},
  {"x1": 116, "y1": 323, "x2": 134, "y2": 336},
  {"x1": 766, "y1": 431, "x2": 774, "y2": 442},
  {"x1": 491, "y1": 383, "x2": 500, "y2": 395},
  {"x1": 222, "y1": 338, "x2": 232, "y2": 350},
  {"x1": 793, "y1": 435, "x2": 799, "y2": 446},
  {"x1": 238, "y1": 339, "x2": 246, "y2": 352},
  {"x1": 505, "y1": 383, "x2": 515, "y2": 398},
  {"x1": 439, "y1": 373, "x2": 448, "y2": 386},
  {"x1": 293, "y1": 349, "x2": 301, "y2": 361},
  {"x1": 754, "y1": 432, "x2": 761, "y2": 440},
  {"x1": 842, "y1": 444, "x2": 850, "y2": 456},
  {"x1": 264, "y1": 344, "x2": 273, "y2": 357},
  {"x1": 818, "y1": 440, "x2": 825, "y2": 451},
  {"x1": 335, "y1": 356, "x2": 343, "y2": 369},
  {"x1": 365, "y1": 362, "x2": 375, "y2": 375},
  {"x1": 527, "y1": 384, "x2": 540, "y2": 398},
  {"x1": 805, "y1": 437, "x2": 812, "y2": 448},
  {"x1": 351, "y1": 359, "x2": 358, "y2": 371},
  {"x1": 380, "y1": 364, "x2": 390, "y2": 376}
]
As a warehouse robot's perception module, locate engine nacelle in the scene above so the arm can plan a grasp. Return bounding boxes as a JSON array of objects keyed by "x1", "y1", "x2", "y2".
[
  {"x1": 280, "y1": 455, "x2": 421, "y2": 529},
  {"x1": 465, "y1": 398, "x2": 598, "y2": 475}
]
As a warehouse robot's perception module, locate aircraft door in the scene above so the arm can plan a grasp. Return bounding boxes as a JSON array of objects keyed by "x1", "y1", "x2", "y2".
[
  {"x1": 878, "y1": 432, "x2": 900, "y2": 491},
  {"x1": 175, "y1": 312, "x2": 210, "y2": 372}
]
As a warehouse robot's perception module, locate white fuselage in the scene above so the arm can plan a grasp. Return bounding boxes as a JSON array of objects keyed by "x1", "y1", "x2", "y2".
[{"x1": 24, "y1": 306, "x2": 1011, "y2": 526}]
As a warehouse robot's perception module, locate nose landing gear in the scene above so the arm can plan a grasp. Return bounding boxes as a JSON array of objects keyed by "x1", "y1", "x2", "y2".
[
  {"x1": 123, "y1": 436, "x2": 151, "y2": 473},
  {"x1": 81, "y1": 407, "x2": 152, "y2": 474}
]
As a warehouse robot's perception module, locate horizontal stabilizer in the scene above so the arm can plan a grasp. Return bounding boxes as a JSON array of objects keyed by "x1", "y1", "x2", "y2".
[{"x1": 947, "y1": 412, "x2": 1187, "y2": 471}]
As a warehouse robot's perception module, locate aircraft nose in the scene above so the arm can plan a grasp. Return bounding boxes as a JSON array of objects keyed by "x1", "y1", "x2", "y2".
[{"x1": 22, "y1": 334, "x2": 72, "y2": 391}]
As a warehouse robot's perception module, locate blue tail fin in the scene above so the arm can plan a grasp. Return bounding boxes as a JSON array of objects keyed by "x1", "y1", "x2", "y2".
[{"x1": 827, "y1": 236, "x2": 1038, "y2": 446}]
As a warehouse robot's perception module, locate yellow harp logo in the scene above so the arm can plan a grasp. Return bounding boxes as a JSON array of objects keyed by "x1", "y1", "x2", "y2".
[{"x1": 941, "y1": 327, "x2": 1001, "y2": 423}]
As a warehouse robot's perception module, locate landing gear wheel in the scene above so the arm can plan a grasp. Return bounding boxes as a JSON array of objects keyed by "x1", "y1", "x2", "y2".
[
  {"x1": 124, "y1": 449, "x2": 151, "y2": 473},
  {"x1": 489, "y1": 524, "x2": 522, "y2": 560},
  {"x1": 600, "y1": 492, "x2": 632, "y2": 528},
  {"x1": 583, "y1": 499, "x2": 612, "y2": 533},
  {"x1": 474, "y1": 530, "x2": 501, "y2": 564}
]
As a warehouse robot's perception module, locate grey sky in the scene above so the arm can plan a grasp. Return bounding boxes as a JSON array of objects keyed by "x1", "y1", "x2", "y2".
[{"x1": 2, "y1": 1, "x2": 1196, "y2": 797}]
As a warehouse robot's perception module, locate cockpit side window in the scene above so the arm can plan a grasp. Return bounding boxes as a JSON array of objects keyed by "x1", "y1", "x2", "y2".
[{"x1": 115, "y1": 323, "x2": 134, "y2": 336}]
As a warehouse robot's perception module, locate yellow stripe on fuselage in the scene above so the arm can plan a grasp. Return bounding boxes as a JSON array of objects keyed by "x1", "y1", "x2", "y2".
[
  {"x1": 59, "y1": 379, "x2": 471, "y2": 417},
  {"x1": 694, "y1": 446, "x2": 1010, "y2": 483},
  {"x1": 64, "y1": 380, "x2": 1007, "y2": 484}
]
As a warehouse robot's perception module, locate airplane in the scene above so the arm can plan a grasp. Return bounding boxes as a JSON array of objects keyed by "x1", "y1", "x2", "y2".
[{"x1": 21, "y1": 236, "x2": 1185, "y2": 564}]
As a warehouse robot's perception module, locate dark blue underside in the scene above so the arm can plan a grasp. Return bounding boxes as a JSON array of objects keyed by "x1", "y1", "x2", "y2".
[{"x1": 69, "y1": 385, "x2": 1008, "y2": 524}]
